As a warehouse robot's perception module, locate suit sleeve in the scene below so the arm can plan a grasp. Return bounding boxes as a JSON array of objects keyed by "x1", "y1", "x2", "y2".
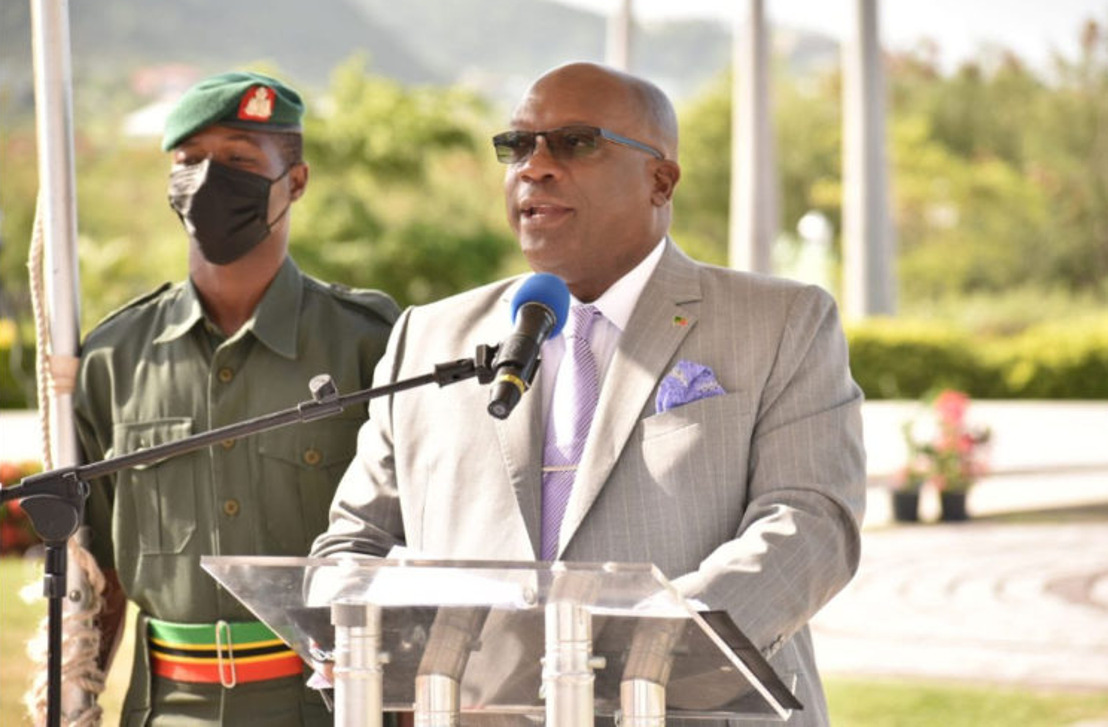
[
  {"x1": 669, "y1": 284, "x2": 866, "y2": 656},
  {"x1": 310, "y1": 308, "x2": 412, "y2": 559}
]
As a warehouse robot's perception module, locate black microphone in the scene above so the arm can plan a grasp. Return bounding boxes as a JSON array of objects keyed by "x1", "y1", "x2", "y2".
[{"x1": 487, "y1": 273, "x2": 570, "y2": 420}]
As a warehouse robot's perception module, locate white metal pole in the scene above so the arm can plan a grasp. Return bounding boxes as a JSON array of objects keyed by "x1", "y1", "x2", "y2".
[
  {"x1": 729, "y1": 0, "x2": 778, "y2": 273},
  {"x1": 542, "y1": 600, "x2": 597, "y2": 727},
  {"x1": 29, "y1": 0, "x2": 92, "y2": 721},
  {"x1": 842, "y1": 0, "x2": 896, "y2": 318},
  {"x1": 605, "y1": 0, "x2": 633, "y2": 70},
  {"x1": 332, "y1": 601, "x2": 385, "y2": 727}
]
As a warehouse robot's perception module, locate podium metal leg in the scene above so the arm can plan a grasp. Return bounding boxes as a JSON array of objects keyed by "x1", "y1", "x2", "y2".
[
  {"x1": 413, "y1": 606, "x2": 487, "y2": 726},
  {"x1": 619, "y1": 679, "x2": 666, "y2": 727},
  {"x1": 617, "y1": 618, "x2": 682, "y2": 726},
  {"x1": 332, "y1": 600, "x2": 385, "y2": 727},
  {"x1": 543, "y1": 601, "x2": 603, "y2": 727},
  {"x1": 414, "y1": 673, "x2": 459, "y2": 727}
]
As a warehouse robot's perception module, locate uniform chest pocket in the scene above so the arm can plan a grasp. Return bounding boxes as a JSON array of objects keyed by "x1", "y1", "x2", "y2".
[
  {"x1": 256, "y1": 418, "x2": 363, "y2": 554},
  {"x1": 112, "y1": 418, "x2": 197, "y2": 555}
]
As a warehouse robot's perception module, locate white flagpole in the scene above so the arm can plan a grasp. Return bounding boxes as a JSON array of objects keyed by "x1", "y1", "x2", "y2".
[
  {"x1": 605, "y1": 0, "x2": 633, "y2": 70},
  {"x1": 29, "y1": 0, "x2": 100, "y2": 722},
  {"x1": 729, "y1": 0, "x2": 778, "y2": 273},
  {"x1": 842, "y1": 0, "x2": 896, "y2": 317}
]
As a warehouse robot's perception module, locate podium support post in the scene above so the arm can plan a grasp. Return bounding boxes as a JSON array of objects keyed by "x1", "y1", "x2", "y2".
[
  {"x1": 619, "y1": 680, "x2": 666, "y2": 727},
  {"x1": 414, "y1": 674, "x2": 459, "y2": 727},
  {"x1": 543, "y1": 600, "x2": 603, "y2": 726},
  {"x1": 618, "y1": 618, "x2": 682, "y2": 726},
  {"x1": 414, "y1": 606, "x2": 487, "y2": 727},
  {"x1": 332, "y1": 600, "x2": 385, "y2": 727}
]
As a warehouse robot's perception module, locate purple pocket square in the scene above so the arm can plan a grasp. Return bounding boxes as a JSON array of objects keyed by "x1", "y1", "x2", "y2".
[{"x1": 655, "y1": 360, "x2": 726, "y2": 414}]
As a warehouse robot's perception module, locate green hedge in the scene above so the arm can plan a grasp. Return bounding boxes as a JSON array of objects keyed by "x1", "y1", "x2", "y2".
[
  {"x1": 3, "y1": 317, "x2": 1107, "y2": 408},
  {"x1": 987, "y1": 321, "x2": 1108, "y2": 399},
  {"x1": 0, "y1": 325, "x2": 36, "y2": 410},
  {"x1": 847, "y1": 317, "x2": 1108, "y2": 400}
]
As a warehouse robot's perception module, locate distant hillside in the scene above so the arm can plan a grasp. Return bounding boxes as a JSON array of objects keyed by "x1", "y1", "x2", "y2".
[
  {"x1": 0, "y1": 0, "x2": 440, "y2": 120},
  {"x1": 0, "y1": 0, "x2": 837, "y2": 119}
]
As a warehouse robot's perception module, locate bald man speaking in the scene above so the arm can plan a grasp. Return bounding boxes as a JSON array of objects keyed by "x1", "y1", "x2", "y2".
[{"x1": 313, "y1": 62, "x2": 866, "y2": 727}]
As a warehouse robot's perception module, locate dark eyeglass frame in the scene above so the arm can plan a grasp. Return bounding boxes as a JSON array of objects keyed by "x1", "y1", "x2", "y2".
[{"x1": 492, "y1": 125, "x2": 665, "y2": 164}]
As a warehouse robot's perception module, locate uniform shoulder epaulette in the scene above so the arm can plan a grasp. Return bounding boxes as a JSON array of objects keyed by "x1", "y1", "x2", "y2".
[
  {"x1": 89, "y1": 281, "x2": 175, "y2": 331},
  {"x1": 323, "y1": 282, "x2": 401, "y2": 324}
]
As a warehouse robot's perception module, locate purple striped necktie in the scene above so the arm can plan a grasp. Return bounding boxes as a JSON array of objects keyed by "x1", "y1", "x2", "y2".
[{"x1": 540, "y1": 304, "x2": 601, "y2": 560}]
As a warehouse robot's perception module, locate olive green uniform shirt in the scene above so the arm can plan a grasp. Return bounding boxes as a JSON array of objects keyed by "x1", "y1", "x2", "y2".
[{"x1": 74, "y1": 258, "x2": 398, "y2": 724}]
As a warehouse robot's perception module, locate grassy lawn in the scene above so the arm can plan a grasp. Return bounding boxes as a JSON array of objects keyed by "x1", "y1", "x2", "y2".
[
  {"x1": 1, "y1": 555, "x2": 46, "y2": 721},
  {"x1": 1, "y1": 554, "x2": 130, "y2": 725},
  {"x1": 825, "y1": 677, "x2": 1108, "y2": 726},
  {"x1": 3, "y1": 556, "x2": 1107, "y2": 725}
]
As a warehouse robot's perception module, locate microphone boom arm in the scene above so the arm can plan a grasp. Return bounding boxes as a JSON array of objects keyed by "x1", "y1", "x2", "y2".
[
  {"x1": 5, "y1": 344, "x2": 500, "y2": 512},
  {"x1": 2, "y1": 344, "x2": 499, "y2": 727}
]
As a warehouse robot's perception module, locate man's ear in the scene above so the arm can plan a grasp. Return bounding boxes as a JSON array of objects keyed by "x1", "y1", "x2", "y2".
[
  {"x1": 650, "y1": 160, "x2": 680, "y2": 206},
  {"x1": 289, "y1": 162, "x2": 310, "y2": 202}
]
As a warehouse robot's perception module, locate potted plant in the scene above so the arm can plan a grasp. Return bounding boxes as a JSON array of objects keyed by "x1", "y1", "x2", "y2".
[
  {"x1": 901, "y1": 390, "x2": 992, "y2": 522},
  {"x1": 891, "y1": 420, "x2": 929, "y2": 522},
  {"x1": 928, "y1": 390, "x2": 992, "y2": 520}
]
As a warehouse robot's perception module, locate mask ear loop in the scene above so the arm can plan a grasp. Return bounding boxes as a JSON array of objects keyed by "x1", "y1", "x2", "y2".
[{"x1": 264, "y1": 165, "x2": 296, "y2": 229}]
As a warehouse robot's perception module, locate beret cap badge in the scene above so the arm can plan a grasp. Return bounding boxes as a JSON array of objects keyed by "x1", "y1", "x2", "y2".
[{"x1": 238, "y1": 85, "x2": 275, "y2": 122}]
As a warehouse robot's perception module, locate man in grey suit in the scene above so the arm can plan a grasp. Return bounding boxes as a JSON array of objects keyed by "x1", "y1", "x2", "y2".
[{"x1": 311, "y1": 62, "x2": 866, "y2": 726}]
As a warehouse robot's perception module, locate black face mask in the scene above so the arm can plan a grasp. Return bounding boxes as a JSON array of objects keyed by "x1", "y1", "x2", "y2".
[{"x1": 167, "y1": 158, "x2": 290, "y2": 265}]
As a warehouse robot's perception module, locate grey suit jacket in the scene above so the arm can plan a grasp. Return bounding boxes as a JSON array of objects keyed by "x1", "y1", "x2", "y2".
[{"x1": 312, "y1": 240, "x2": 867, "y2": 726}]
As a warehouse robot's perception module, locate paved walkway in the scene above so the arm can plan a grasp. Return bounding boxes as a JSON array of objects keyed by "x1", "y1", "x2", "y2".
[
  {"x1": 811, "y1": 517, "x2": 1108, "y2": 692},
  {"x1": 814, "y1": 401, "x2": 1108, "y2": 694}
]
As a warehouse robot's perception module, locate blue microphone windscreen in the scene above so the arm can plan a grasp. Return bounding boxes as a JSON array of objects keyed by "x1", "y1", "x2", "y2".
[{"x1": 510, "y1": 273, "x2": 570, "y2": 336}]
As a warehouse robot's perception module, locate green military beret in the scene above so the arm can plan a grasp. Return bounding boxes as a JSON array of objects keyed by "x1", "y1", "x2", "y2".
[{"x1": 162, "y1": 71, "x2": 304, "y2": 151}]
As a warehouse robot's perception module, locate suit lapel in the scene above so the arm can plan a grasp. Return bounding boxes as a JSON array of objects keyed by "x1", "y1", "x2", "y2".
[
  {"x1": 489, "y1": 283, "x2": 545, "y2": 558},
  {"x1": 557, "y1": 241, "x2": 703, "y2": 557}
]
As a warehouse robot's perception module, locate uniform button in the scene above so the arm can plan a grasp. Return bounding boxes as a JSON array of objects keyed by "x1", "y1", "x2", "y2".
[
  {"x1": 218, "y1": 367, "x2": 234, "y2": 383},
  {"x1": 302, "y1": 448, "x2": 322, "y2": 466},
  {"x1": 223, "y1": 499, "x2": 240, "y2": 517},
  {"x1": 221, "y1": 439, "x2": 235, "y2": 450}
]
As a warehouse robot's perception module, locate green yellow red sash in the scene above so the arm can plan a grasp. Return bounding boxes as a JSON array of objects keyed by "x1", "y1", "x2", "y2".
[{"x1": 148, "y1": 618, "x2": 303, "y2": 686}]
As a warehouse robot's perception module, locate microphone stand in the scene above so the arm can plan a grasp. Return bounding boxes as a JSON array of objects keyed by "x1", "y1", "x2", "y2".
[{"x1": 1, "y1": 347, "x2": 499, "y2": 727}]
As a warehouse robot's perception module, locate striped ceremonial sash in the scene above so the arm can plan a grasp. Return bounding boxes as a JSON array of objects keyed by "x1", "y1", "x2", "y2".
[{"x1": 148, "y1": 618, "x2": 303, "y2": 687}]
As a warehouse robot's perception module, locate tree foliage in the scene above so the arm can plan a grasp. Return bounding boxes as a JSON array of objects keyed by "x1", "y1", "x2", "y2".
[
  {"x1": 671, "y1": 17, "x2": 1108, "y2": 324},
  {"x1": 292, "y1": 56, "x2": 520, "y2": 307},
  {"x1": 3, "y1": 21, "x2": 1108, "y2": 349}
]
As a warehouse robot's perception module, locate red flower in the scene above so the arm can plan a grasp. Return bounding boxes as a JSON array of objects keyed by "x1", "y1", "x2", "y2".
[
  {"x1": 0, "y1": 461, "x2": 21, "y2": 486},
  {"x1": 901, "y1": 390, "x2": 992, "y2": 494},
  {"x1": 1, "y1": 459, "x2": 44, "y2": 555},
  {"x1": 933, "y1": 389, "x2": 969, "y2": 427}
]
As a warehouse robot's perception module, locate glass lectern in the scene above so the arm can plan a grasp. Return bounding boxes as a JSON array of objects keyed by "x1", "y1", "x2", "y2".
[{"x1": 201, "y1": 557, "x2": 800, "y2": 725}]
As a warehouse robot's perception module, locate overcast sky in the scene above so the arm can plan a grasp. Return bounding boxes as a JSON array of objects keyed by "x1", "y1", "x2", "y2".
[{"x1": 552, "y1": 0, "x2": 1107, "y2": 71}]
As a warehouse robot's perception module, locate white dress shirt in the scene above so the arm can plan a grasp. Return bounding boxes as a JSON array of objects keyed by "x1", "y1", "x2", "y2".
[{"x1": 538, "y1": 238, "x2": 667, "y2": 421}]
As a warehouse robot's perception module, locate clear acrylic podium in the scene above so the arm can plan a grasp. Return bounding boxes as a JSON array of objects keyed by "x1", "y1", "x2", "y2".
[{"x1": 201, "y1": 556, "x2": 800, "y2": 725}]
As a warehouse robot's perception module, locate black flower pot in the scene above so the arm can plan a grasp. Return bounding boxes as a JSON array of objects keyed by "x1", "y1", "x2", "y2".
[
  {"x1": 891, "y1": 491, "x2": 921, "y2": 523},
  {"x1": 939, "y1": 491, "x2": 969, "y2": 522}
]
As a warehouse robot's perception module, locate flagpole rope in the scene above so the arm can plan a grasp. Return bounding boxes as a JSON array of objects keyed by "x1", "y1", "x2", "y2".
[{"x1": 25, "y1": 192, "x2": 107, "y2": 727}]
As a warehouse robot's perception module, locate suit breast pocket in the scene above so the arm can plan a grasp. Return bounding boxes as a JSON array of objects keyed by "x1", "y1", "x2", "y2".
[
  {"x1": 112, "y1": 418, "x2": 197, "y2": 555},
  {"x1": 256, "y1": 418, "x2": 362, "y2": 554},
  {"x1": 640, "y1": 391, "x2": 753, "y2": 497}
]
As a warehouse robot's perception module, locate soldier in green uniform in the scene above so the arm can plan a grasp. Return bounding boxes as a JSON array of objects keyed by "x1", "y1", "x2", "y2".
[{"x1": 74, "y1": 71, "x2": 400, "y2": 725}]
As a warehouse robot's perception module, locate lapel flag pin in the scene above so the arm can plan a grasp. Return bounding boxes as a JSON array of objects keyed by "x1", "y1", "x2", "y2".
[{"x1": 673, "y1": 315, "x2": 689, "y2": 327}]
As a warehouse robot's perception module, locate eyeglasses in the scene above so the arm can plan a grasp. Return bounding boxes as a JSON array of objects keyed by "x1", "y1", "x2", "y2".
[{"x1": 492, "y1": 125, "x2": 665, "y2": 164}]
